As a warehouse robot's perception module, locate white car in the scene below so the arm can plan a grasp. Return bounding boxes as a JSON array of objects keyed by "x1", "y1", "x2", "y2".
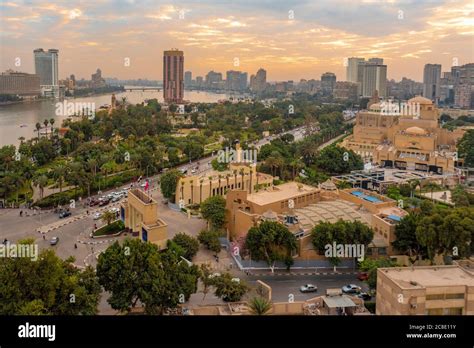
[
  {"x1": 342, "y1": 284, "x2": 362, "y2": 294},
  {"x1": 300, "y1": 284, "x2": 318, "y2": 293},
  {"x1": 93, "y1": 212, "x2": 102, "y2": 220},
  {"x1": 109, "y1": 207, "x2": 119, "y2": 214}
]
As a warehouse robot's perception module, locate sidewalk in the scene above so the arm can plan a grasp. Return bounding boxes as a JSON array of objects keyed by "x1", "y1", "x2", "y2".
[{"x1": 246, "y1": 267, "x2": 358, "y2": 277}]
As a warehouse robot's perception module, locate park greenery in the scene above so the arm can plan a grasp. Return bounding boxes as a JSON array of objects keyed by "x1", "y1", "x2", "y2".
[
  {"x1": 0, "y1": 97, "x2": 354, "y2": 208},
  {"x1": 359, "y1": 257, "x2": 398, "y2": 289},
  {"x1": 245, "y1": 220, "x2": 298, "y2": 271},
  {"x1": 168, "y1": 233, "x2": 200, "y2": 260},
  {"x1": 200, "y1": 195, "x2": 227, "y2": 230},
  {"x1": 392, "y1": 202, "x2": 474, "y2": 264},
  {"x1": 197, "y1": 229, "x2": 222, "y2": 254},
  {"x1": 311, "y1": 220, "x2": 374, "y2": 268},
  {"x1": 96, "y1": 238, "x2": 200, "y2": 314},
  {"x1": 0, "y1": 240, "x2": 101, "y2": 315}
]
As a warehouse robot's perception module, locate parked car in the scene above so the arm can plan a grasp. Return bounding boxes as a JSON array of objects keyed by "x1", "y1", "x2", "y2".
[
  {"x1": 111, "y1": 195, "x2": 121, "y2": 202},
  {"x1": 342, "y1": 284, "x2": 362, "y2": 294},
  {"x1": 93, "y1": 212, "x2": 102, "y2": 220},
  {"x1": 357, "y1": 272, "x2": 369, "y2": 281},
  {"x1": 59, "y1": 210, "x2": 71, "y2": 218},
  {"x1": 357, "y1": 292, "x2": 372, "y2": 301},
  {"x1": 300, "y1": 284, "x2": 318, "y2": 293},
  {"x1": 89, "y1": 199, "x2": 99, "y2": 206},
  {"x1": 50, "y1": 237, "x2": 59, "y2": 246},
  {"x1": 109, "y1": 207, "x2": 119, "y2": 214},
  {"x1": 99, "y1": 199, "x2": 110, "y2": 207}
]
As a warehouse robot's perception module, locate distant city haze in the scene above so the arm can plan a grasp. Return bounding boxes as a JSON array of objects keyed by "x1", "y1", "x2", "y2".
[{"x1": 1, "y1": 1, "x2": 473, "y2": 82}]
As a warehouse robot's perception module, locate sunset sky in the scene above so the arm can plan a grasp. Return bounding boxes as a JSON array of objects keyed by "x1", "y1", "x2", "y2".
[{"x1": 1, "y1": 0, "x2": 473, "y2": 82}]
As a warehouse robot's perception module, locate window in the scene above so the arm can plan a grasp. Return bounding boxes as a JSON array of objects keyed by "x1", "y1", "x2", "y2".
[
  {"x1": 446, "y1": 293, "x2": 464, "y2": 300},
  {"x1": 426, "y1": 294, "x2": 444, "y2": 300},
  {"x1": 378, "y1": 247, "x2": 387, "y2": 255},
  {"x1": 444, "y1": 308, "x2": 462, "y2": 315}
]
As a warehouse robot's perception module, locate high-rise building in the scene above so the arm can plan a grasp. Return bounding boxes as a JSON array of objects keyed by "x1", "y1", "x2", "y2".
[
  {"x1": 321, "y1": 72, "x2": 336, "y2": 96},
  {"x1": 0, "y1": 70, "x2": 40, "y2": 96},
  {"x1": 33, "y1": 48, "x2": 59, "y2": 86},
  {"x1": 226, "y1": 70, "x2": 247, "y2": 91},
  {"x1": 345, "y1": 57, "x2": 365, "y2": 83},
  {"x1": 34, "y1": 48, "x2": 60, "y2": 97},
  {"x1": 205, "y1": 71, "x2": 222, "y2": 89},
  {"x1": 360, "y1": 63, "x2": 387, "y2": 98},
  {"x1": 423, "y1": 63, "x2": 441, "y2": 102},
  {"x1": 91, "y1": 68, "x2": 106, "y2": 88},
  {"x1": 250, "y1": 68, "x2": 267, "y2": 93},
  {"x1": 333, "y1": 81, "x2": 358, "y2": 101},
  {"x1": 368, "y1": 57, "x2": 384, "y2": 65},
  {"x1": 195, "y1": 76, "x2": 203, "y2": 88},
  {"x1": 184, "y1": 71, "x2": 192, "y2": 87},
  {"x1": 163, "y1": 49, "x2": 184, "y2": 103},
  {"x1": 451, "y1": 63, "x2": 474, "y2": 109}
]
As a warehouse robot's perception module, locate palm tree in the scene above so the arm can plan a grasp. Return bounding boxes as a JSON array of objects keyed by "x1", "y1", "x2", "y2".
[
  {"x1": 424, "y1": 181, "x2": 441, "y2": 201},
  {"x1": 43, "y1": 119, "x2": 49, "y2": 138},
  {"x1": 33, "y1": 175, "x2": 48, "y2": 199},
  {"x1": 248, "y1": 297, "x2": 272, "y2": 315},
  {"x1": 218, "y1": 174, "x2": 222, "y2": 195},
  {"x1": 12, "y1": 174, "x2": 25, "y2": 205},
  {"x1": 35, "y1": 122, "x2": 42, "y2": 139},
  {"x1": 49, "y1": 118, "x2": 55, "y2": 138},
  {"x1": 409, "y1": 179, "x2": 421, "y2": 198},
  {"x1": 225, "y1": 174, "x2": 230, "y2": 194},
  {"x1": 190, "y1": 180, "x2": 194, "y2": 204},
  {"x1": 52, "y1": 164, "x2": 67, "y2": 193}
]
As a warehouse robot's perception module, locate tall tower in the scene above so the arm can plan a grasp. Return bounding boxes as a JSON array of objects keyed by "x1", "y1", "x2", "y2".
[
  {"x1": 33, "y1": 48, "x2": 59, "y2": 86},
  {"x1": 163, "y1": 49, "x2": 184, "y2": 103},
  {"x1": 423, "y1": 64, "x2": 442, "y2": 103}
]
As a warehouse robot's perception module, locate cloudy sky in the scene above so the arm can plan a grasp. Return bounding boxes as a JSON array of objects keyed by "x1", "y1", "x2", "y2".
[{"x1": 1, "y1": 0, "x2": 473, "y2": 82}]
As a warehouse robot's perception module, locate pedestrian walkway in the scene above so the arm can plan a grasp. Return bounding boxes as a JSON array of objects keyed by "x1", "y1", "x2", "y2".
[{"x1": 247, "y1": 268, "x2": 358, "y2": 277}]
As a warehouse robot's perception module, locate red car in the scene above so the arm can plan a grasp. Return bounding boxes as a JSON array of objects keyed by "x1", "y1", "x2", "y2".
[{"x1": 357, "y1": 272, "x2": 369, "y2": 281}]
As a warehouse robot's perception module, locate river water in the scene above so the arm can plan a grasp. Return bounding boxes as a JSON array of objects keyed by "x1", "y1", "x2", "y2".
[{"x1": 0, "y1": 88, "x2": 240, "y2": 147}]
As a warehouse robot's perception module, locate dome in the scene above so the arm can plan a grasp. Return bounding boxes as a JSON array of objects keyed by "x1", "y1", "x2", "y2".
[
  {"x1": 320, "y1": 179, "x2": 337, "y2": 191},
  {"x1": 405, "y1": 126, "x2": 427, "y2": 135},
  {"x1": 262, "y1": 210, "x2": 278, "y2": 221},
  {"x1": 408, "y1": 96, "x2": 433, "y2": 105},
  {"x1": 369, "y1": 103, "x2": 382, "y2": 111}
]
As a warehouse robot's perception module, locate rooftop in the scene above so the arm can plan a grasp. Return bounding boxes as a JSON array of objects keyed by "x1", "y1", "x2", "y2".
[
  {"x1": 130, "y1": 188, "x2": 156, "y2": 205},
  {"x1": 247, "y1": 182, "x2": 318, "y2": 206},
  {"x1": 379, "y1": 265, "x2": 474, "y2": 289}
]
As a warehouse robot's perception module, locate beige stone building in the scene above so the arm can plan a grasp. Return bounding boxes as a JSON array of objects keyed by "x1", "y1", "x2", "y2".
[
  {"x1": 175, "y1": 162, "x2": 273, "y2": 205},
  {"x1": 120, "y1": 189, "x2": 168, "y2": 249},
  {"x1": 341, "y1": 96, "x2": 465, "y2": 174},
  {"x1": 225, "y1": 181, "x2": 406, "y2": 259},
  {"x1": 376, "y1": 265, "x2": 474, "y2": 315}
]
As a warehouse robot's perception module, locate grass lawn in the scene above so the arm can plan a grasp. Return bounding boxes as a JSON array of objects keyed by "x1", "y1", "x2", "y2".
[{"x1": 93, "y1": 220, "x2": 125, "y2": 236}]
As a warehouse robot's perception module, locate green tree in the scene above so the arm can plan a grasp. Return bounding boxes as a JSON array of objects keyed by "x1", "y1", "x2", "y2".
[
  {"x1": 458, "y1": 129, "x2": 474, "y2": 167},
  {"x1": 101, "y1": 210, "x2": 116, "y2": 226},
  {"x1": 197, "y1": 229, "x2": 221, "y2": 254},
  {"x1": 171, "y1": 233, "x2": 199, "y2": 260},
  {"x1": 0, "y1": 240, "x2": 101, "y2": 315},
  {"x1": 160, "y1": 169, "x2": 182, "y2": 203},
  {"x1": 314, "y1": 146, "x2": 363, "y2": 175},
  {"x1": 245, "y1": 221, "x2": 297, "y2": 272},
  {"x1": 212, "y1": 273, "x2": 249, "y2": 302},
  {"x1": 359, "y1": 257, "x2": 397, "y2": 289},
  {"x1": 200, "y1": 195, "x2": 226, "y2": 230},
  {"x1": 392, "y1": 213, "x2": 427, "y2": 264},
  {"x1": 97, "y1": 239, "x2": 199, "y2": 314}
]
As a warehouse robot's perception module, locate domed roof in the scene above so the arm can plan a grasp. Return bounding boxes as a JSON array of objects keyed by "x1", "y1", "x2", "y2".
[
  {"x1": 262, "y1": 210, "x2": 278, "y2": 221},
  {"x1": 408, "y1": 96, "x2": 433, "y2": 105},
  {"x1": 320, "y1": 179, "x2": 337, "y2": 191},
  {"x1": 405, "y1": 126, "x2": 427, "y2": 135},
  {"x1": 369, "y1": 103, "x2": 382, "y2": 111}
]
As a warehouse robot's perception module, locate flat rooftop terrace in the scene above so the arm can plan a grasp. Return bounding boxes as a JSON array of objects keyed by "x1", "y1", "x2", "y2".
[
  {"x1": 246, "y1": 182, "x2": 318, "y2": 206},
  {"x1": 379, "y1": 265, "x2": 474, "y2": 289}
]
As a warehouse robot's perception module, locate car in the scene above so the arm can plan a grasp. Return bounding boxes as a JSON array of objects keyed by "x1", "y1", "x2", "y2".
[
  {"x1": 111, "y1": 195, "x2": 121, "y2": 202},
  {"x1": 50, "y1": 237, "x2": 59, "y2": 245},
  {"x1": 59, "y1": 210, "x2": 71, "y2": 218},
  {"x1": 191, "y1": 169, "x2": 196, "y2": 174},
  {"x1": 357, "y1": 272, "x2": 369, "y2": 281},
  {"x1": 99, "y1": 199, "x2": 110, "y2": 207},
  {"x1": 342, "y1": 284, "x2": 362, "y2": 294},
  {"x1": 93, "y1": 212, "x2": 102, "y2": 220},
  {"x1": 109, "y1": 207, "x2": 119, "y2": 214},
  {"x1": 140, "y1": 183, "x2": 146, "y2": 188},
  {"x1": 89, "y1": 199, "x2": 99, "y2": 206},
  {"x1": 357, "y1": 292, "x2": 372, "y2": 301},
  {"x1": 179, "y1": 168, "x2": 188, "y2": 174},
  {"x1": 300, "y1": 284, "x2": 318, "y2": 293}
]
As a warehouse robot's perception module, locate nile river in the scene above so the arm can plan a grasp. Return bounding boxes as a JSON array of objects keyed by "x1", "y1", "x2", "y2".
[{"x1": 0, "y1": 89, "x2": 240, "y2": 147}]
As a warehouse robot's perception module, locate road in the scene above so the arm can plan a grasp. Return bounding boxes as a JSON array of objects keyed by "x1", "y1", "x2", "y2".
[{"x1": 246, "y1": 273, "x2": 369, "y2": 302}]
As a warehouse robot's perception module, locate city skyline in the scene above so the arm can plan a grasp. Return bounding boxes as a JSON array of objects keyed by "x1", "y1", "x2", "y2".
[{"x1": 1, "y1": 0, "x2": 473, "y2": 82}]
